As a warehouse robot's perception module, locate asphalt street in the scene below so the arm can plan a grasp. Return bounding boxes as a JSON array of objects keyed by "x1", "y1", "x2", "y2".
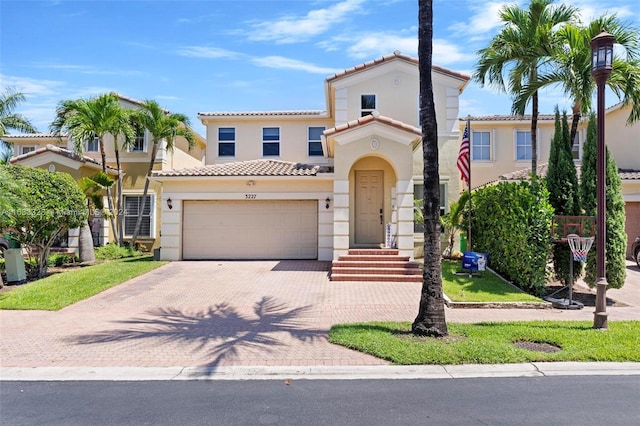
[{"x1": 2, "y1": 376, "x2": 639, "y2": 425}]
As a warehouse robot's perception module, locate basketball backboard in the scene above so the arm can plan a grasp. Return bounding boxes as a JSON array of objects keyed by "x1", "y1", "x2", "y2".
[{"x1": 550, "y1": 215, "x2": 596, "y2": 243}]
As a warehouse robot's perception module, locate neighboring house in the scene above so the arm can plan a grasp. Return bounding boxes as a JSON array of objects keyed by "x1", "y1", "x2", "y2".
[
  {"x1": 463, "y1": 102, "x2": 640, "y2": 258},
  {"x1": 154, "y1": 52, "x2": 470, "y2": 261},
  {"x1": 5, "y1": 94, "x2": 206, "y2": 253}
]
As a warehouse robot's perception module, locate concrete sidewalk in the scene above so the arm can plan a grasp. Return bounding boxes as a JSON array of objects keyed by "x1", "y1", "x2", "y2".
[{"x1": 1, "y1": 260, "x2": 639, "y2": 377}]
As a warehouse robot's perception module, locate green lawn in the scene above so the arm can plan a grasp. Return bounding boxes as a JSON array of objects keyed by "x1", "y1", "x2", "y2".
[
  {"x1": 329, "y1": 321, "x2": 640, "y2": 364},
  {"x1": 0, "y1": 256, "x2": 167, "y2": 311},
  {"x1": 440, "y1": 260, "x2": 542, "y2": 303}
]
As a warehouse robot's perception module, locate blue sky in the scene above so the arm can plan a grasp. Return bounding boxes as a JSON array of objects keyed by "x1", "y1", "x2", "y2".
[{"x1": 1, "y1": 0, "x2": 638, "y2": 137}]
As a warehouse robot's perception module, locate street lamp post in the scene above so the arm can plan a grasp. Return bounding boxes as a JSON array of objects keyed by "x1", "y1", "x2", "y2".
[{"x1": 590, "y1": 30, "x2": 615, "y2": 330}]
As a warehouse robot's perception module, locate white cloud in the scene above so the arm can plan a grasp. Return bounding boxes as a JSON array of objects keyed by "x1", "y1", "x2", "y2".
[
  {"x1": 0, "y1": 74, "x2": 64, "y2": 96},
  {"x1": 345, "y1": 33, "x2": 417, "y2": 60},
  {"x1": 34, "y1": 64, "x2": 144, "y2": 77},
  {"x1": 251, "y1": 56, "x2": 338, "y2": 74},
  {"x1": 176, "y1": 46, "x2": 240, "y2": 59},
  {"x1": 246, "y1": 0, "x2": 366, "y2": 43},
  {"x1": 447, "y1": 2, "x2": 516, "y2": 39}
]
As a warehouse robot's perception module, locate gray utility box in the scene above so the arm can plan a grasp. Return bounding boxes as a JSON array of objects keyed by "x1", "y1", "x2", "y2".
[{"x1": 4, "y1": 248, "x2": 27, "y2": 284}]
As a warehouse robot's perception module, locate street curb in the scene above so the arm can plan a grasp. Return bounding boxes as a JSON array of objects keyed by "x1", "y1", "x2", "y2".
[{"x1": 2, "y1": 363, "x2": 639, "y2": 381}]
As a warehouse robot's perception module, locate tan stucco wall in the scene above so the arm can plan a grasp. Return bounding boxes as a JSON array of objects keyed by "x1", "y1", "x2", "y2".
[
  {"x1": 203, "y1": 118, "x2": 334, "y2": 165},
  {"x1": 605, "y1": 104, "x2": 640, "y2": 171}
]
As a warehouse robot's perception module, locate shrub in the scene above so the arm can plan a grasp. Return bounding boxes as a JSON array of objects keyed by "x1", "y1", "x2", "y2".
[
  {"x1": 95, "y1": 243, "x2": 142, "y2": 260},
  {"x1": 471, "y1": 179, "x2": 553, "y2": 295},
  {"x1": 48, "y1": 254, "x2": 77, "y2": 267}
]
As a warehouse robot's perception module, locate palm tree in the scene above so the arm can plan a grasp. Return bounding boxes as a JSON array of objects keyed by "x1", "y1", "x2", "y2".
[
  {"x1": 474, "y1": 0, "x2": 578, "y2": 175},
  {"x1": 440, "y1": 191, "x2": 470, "y2": 259},
  {"x1": 129, "y1": 100, "x2": 194, "y2": 248},
  {"x1": 514, "y1": 16, "x2": 640, "y2": 145},
  {"x1": 412, "y1": 0, "x2": 447, "y2": 338},
  {"x1": 50, "y1": 93, "x2": 133, "y2": 245},
  {"x1": 77, "y1": 172, "x2": 115, "y2": 262},
  {"x1": 0, "y1": 86, "x2": 37, "y2": 150}
]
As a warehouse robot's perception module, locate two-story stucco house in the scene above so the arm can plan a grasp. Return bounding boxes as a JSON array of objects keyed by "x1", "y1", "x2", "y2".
[
  {"x1": 154, "y1": 52, "x2": 470, "y2": 263},
  {"x1": 6, "y1": 94, "x2": 206, "y2": 253},
  {"x1": 462, "y1": 102, "x2": 640, "y2": 257}
]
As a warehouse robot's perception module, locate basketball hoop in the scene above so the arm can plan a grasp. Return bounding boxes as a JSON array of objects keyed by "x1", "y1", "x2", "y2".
[{"x1": 567, "y1": 234, "x2": 594, "y2": 262}]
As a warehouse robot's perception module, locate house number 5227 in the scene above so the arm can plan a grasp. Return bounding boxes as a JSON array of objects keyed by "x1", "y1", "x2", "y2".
[{"x1": 245, "y1": 194, "x2": 257, "y2": 199}]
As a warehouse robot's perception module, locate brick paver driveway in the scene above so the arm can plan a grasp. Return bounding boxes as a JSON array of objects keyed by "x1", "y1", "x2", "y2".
[{"x1": 1, "y1": 261, "x2": 638, "y2": 368}]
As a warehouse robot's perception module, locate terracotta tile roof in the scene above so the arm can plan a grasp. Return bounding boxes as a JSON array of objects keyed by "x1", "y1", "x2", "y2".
[
  {"x1": 462, "y1": 114, "x2": 558, "y2": 122},
  {"x1": 326, "y1": 51, "x2": 470, "y2": 83},
  {"x1": 1, "y1": 133, "x2": 65, "y2": 139},
  {"x1": 620, "y1": 169, "x2": 640, "y2": 180},
  {"x1": 324, "y1": 111, "x2": 422, "y2": 138},
  {"x1": 154, "y1": 159, "x2": 332, "y2": 177},
  {"x1": 9, "y1": 144, "x2": 117, "y2": 172},
  {"x1": 497, "y1": 164, "x2": 639, "y2": 181},
  {"x1": 198, "y1": 110, "x2": 326, "y2": 118}
]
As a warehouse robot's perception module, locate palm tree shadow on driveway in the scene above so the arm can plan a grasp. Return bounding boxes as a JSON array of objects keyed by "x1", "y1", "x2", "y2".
[{"x1": 68, "y1": 296, "x2": 324, "y2": 368}]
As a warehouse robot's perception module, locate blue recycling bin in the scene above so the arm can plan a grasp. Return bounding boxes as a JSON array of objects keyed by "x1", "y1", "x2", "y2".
[{"x1": 462, "y1": 251, "x2": 488, "y2": 272}]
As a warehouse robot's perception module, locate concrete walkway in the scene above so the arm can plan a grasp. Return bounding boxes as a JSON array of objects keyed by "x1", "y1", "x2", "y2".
[{"x1": 1, "y1": 260, "x2": 639, "y2": 375}]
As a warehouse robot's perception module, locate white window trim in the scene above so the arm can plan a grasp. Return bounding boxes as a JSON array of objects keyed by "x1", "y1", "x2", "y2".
[
  {"x1": 262, "y1": 126, "x2": 281, "y2": 157},
  {"x1": 129, "y1": 128, "x2": 148, "y2": 153},
  {"x1": 471, "y1": 130, "x2": 493, "y2": 162},
  {"x1": 86, "y1": 136, "x2": 99, "y2": 152},
  {"x1": 21, "y1": 146, "x2": 35, "y2": 155},
  {"x1": 572, "y1": 129, "x2": 582, "y2": 162},
  {"x1": 217, "y1": 126, "x2": 236, "y2": 158},
  {"x1": 123, "y1": 193, "x2": 156, "y2": 238},
  {"x1": 307, "y1": 126, "x2": 325, "y2": 157},
  {"x1": 360, "y1": 93, "x2": 377, "y2": 117},
  {"x1": 513, "y1": 128, "x2": 540, "y2": 162}
]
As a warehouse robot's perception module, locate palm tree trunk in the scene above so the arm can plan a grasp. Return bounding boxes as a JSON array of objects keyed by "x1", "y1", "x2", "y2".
[
  {"x1": 99, "y1": 138, "x2": 118, "y2": 244},
  {"x1": 531, "y1": 90, "x2": 538, "y2": 176},
  {"x1": 412, "y1": 0, "x2": 447, "y2": 338},
  {"x1": 129, "y1": 141, "x2": 158, "y2": 248},
  {"x1": 115, "y1": 147, "x2": 124, "y2": 246}
]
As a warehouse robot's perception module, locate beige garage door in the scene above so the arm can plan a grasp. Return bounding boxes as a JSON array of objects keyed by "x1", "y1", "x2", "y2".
[{"x1": 182, "y1": 200, "x2": 318, "y2": 260}]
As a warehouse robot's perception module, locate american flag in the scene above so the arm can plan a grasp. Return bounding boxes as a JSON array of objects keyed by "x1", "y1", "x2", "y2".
[{"x1": 457, "y1": 122, "x2": 470, "y2": 185}]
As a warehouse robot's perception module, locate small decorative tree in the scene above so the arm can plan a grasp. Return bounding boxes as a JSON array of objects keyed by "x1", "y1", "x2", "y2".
[
  {"x1": 546, "y1": 108, "x2": 581, "y2": 284},
  {"x1": 580, "y1": 114, "x2": 627, "y2": 288},
  {"x1": 0, "y1": 164, "x2": 86, "y2": 277}
]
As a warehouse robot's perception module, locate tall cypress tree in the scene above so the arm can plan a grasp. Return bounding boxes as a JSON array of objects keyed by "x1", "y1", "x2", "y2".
[
  {"x1": 581, "y1": 114, "x2": 627, "y2": 289},
  {"x1": 546, "y1": 108, "x2": 580, "y2": 283}
]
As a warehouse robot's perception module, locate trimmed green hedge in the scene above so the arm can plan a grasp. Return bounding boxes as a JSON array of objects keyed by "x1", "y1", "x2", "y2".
[{"x1": 471, "y1": 180, "x2": 553, "y2": 295}]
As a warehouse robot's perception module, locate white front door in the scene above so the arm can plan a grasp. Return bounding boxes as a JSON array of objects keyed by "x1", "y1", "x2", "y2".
[{"x1": 354, "y1": 170, "x2": 383, "y2": 245}]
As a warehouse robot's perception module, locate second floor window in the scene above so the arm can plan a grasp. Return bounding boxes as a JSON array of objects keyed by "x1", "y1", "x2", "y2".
[
  {"x1": 131, "y1": 125, "x2": 146, "y2": 152},
  {"x1": 515, "y1": 130, "x2": 532, "y2": 161},
  {"x1": 21, "y1": 146, "x2": 35, "y2": 155},
  {"x1": 86, "y1": 135, "x2": 99, "y2": 152},
  {"x1": 572, "y1": 133, "x2": 581, "y2": 160},
  {"x1": 218, "y1": 127, "x2": 235, "y2": 157},
  {"x1": 361, "y1": 94, "x2": 376, "y2": 117},
  {"x1": 262, "y1": 127, "x2": 280, "y2": 156},
  {"x1": 308, "y1": 126, "x2": 325, "y2": 157},
  {"x1": 472, "y1": 131, "x2": 491, "y2": 161}
]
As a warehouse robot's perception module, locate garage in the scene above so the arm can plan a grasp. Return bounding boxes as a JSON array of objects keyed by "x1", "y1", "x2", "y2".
[
  {"x1": 625, "y1": 202, "x2": 640, "y2": 258},
  {"x1": 182, "y1": 200, "x2": 318, "y2": 260}
]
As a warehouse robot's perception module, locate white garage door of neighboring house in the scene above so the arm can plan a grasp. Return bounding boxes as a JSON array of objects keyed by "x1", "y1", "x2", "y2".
[{"x1": 182, "y1": 200, "x2": 318, "y2": 260}]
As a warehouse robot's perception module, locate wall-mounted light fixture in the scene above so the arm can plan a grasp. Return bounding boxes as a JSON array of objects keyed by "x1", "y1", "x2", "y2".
[
  {"x1": 247, "y1": 180, "x2": 255, "y2": 186},
  {"x1": 167, "y1": 198, "x2": 173, "y2": 210},
  {"x1": 325, "y1": 197, "x2": 331, "y2": 209}
]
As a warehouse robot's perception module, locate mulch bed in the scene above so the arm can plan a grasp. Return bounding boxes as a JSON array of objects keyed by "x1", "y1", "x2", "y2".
[{"x1": 544, "y1": 282, "x2": 626, "y2": 307}]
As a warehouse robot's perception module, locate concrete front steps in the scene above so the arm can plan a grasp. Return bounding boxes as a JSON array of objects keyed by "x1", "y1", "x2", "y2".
[{"x1": 330, "y1": 249, "x2": 422, "y2": 282}]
